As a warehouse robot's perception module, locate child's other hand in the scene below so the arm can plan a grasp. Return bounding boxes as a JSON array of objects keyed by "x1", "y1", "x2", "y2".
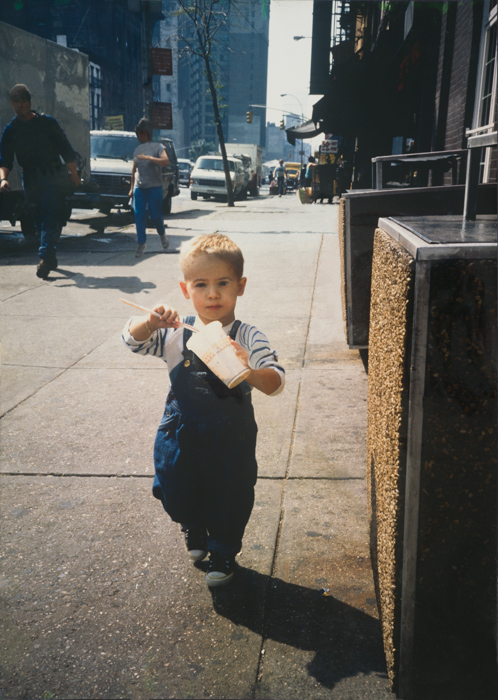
[
  {"x1": 150, "y1": 305, "x2": 180, "y2": 330},
  {"x1": 231, "y1": 340, "x2": 250, "y2": 368}
]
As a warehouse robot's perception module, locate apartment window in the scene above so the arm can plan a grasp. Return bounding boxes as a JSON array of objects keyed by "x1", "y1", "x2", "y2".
[{"x1": 471, "y1": 0, "x2": 497, "y2": 181}]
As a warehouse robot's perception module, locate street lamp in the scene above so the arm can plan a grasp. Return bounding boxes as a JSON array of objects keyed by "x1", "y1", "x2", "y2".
[
  {"x1": 281, "y1": 93, "x2": 305, "y2": 165},
  {"x1": 293, "y1": 36, "x2": 311, "y2": 41},
  {"x1": 280, "y1": 93, "x2": 304, "y2": 119}
]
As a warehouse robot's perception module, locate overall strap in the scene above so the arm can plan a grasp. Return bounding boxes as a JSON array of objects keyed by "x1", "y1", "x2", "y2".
[
  {"x1": 182, "y1": 316, "x2": 197, "y2": 350},
  {"x1": 229, "y1": 320, "x2": 242, "y2": 340}
]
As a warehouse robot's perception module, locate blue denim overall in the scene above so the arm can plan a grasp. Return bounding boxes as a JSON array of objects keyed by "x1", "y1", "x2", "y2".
[{"x1": 152, "y1": 319, "x2": 258, "y2": 556}]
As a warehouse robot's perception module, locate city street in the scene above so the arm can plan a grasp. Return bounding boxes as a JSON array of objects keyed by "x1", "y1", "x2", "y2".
[{"x1": 0, "y1": 188, "x2": 392, "y2": 699}]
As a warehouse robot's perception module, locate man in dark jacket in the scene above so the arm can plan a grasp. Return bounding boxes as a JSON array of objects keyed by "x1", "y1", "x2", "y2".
[{"x1": 0, "y1": 84, "x2": 80, "y2": 279}]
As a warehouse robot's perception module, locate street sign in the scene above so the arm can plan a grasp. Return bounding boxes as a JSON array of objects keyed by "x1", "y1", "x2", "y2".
[
  {"x1": 104, "y1": 115, "x2": 124, "y2": 130},
  {"x1": 151, "y1": 102, "x2": 173, "y2": 130},
  {"x1": 151, "y1": 48, "x2": 173, "y2": 76},
  {"x1": 321, "y1": 139, "x2": 338, "y2": 154}
]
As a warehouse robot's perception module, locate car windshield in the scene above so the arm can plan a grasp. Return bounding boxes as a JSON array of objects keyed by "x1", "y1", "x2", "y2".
[
  {"x1": 197, "y1": 158, "x2": 234, "y2": 172},
  {"x1": 178, "y1": 163, "x2": 190, "y2": 172},
  {"x1": 91, "y1": 134, "x2": 137, "y2": 161}
]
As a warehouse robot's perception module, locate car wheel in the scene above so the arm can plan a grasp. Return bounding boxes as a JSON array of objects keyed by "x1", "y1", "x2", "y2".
[
  {"x1": 191, "y1": 192, "x2": 198, "y2": 200},
  {"x1": 162, "y1": 193, "x2": 172, "y2": 215}
]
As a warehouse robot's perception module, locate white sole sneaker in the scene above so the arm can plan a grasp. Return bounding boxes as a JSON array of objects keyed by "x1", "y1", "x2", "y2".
[
  {"x1": 188, "y1": 548, "x2": 208, "y2": 562},
  {"x1": 205, "y1": 554, "x2": 236, "y2": 587},
  {"x1": 206, "y1": 570, "x2": 235, "y2": 587}
]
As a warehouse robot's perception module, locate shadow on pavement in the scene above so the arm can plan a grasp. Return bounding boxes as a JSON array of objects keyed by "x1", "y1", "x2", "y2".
[
  {"x1": 51, "y1": 268, "x2": 158, "y2": 291},
  {"x1": 208, "y1": 565, "x2": 388, "y2": 691}
]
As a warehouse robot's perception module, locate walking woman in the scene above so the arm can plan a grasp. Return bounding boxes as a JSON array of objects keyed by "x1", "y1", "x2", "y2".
[{"x1": 129, "y1": 118, "x2": 170, "y2": 258}]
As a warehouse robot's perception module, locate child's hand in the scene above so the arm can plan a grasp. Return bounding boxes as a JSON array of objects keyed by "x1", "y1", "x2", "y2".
[
  {"x1": 149, "y1": 304, "x2": 180, "y2": 331},
  {"x1": 231, "y1": 340, "x2": 250, "y2": 368}
]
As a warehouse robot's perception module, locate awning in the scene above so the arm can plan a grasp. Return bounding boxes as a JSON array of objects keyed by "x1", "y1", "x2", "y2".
[{"x1": 286, "y1": 119, "x2": 323, "y2": 146}]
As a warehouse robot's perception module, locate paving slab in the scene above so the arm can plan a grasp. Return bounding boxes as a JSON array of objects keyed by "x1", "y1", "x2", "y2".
[
  {"x1": 0, "y1": 475, "x2": 282, "y2": 700},
  {"x1": 256, "y1": 479, "x2": 391, "y2": 699},
  {"x1": 0, "y1": 368, "x2": 169, "y2": 475},
  {"x1": 289, "y1": 364, "x2": 368, "y2": 479},
  {"x1": 305, "y1": 234, "x2": 358, "y2": 365},
  {"x1": 0, "y1": 366, "x2": 66, "y2": 417},
  {"x1": 0, "y1": 365, "x2": 299, "y2": 479}
]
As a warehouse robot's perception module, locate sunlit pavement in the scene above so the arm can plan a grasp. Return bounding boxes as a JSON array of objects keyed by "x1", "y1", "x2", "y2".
[{"x1": 0, "y1": 187, "x2": 392, "y2": 699}]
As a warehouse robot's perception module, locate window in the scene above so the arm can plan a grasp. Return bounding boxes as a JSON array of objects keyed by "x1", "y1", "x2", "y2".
[{"x1": 471, "y1": 0, "x2": 497, "y2": 182}]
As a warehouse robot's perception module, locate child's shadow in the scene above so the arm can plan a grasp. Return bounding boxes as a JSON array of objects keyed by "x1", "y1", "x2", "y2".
[{"x1": 207, "y1": 565, "x2": 388, "y2": 690}]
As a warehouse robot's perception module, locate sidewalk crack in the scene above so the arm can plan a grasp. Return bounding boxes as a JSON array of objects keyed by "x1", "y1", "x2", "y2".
[{"x1": 254, "y1": 234, "x2": 324, "y2": 695}]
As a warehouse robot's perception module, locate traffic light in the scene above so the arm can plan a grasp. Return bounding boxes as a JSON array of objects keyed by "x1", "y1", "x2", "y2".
[
  {"x1": 279, "y1": 119, "x2": 285, "y2": 130},
  {"x1": 246, "y1": 110, "x2": 253, "y2": 124}
]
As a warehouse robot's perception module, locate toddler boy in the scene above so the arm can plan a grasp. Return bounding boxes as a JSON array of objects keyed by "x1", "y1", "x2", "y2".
[{"x1": 122, "y1": 234, "x2": 284, "y2": 586}]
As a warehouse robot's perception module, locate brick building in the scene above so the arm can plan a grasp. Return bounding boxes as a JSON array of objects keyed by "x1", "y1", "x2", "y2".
[{"x1": 310, "y1": 0, "x2": 496, "y2": 189}]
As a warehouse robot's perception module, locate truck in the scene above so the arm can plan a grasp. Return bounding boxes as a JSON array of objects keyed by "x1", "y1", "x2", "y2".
[
  {"x1": 284, "y1": 161, "x2": 302, "y2": 190},
  {"x1": 224, "y1": 143, "x2": 263, "y2": 196},
  {"x1": 0, "y1": 22, "x2": 91, "y2": 238}
]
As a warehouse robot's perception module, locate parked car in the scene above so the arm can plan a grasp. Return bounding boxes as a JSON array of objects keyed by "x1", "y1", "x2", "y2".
[
  {"x1": 177, "y1": 158, "x2": 193, "y2": 187},
  {"x1": 190, "y1": 155, "x2": 248, "y2": 201},
  {"x1": 81, "y1": 130, "x2": 179, "y2": 214}
]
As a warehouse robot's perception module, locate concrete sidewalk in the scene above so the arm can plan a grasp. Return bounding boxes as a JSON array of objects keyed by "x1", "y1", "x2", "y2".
[{"x1": 0, "y1": 192, "x2": 392, "y2": 699}]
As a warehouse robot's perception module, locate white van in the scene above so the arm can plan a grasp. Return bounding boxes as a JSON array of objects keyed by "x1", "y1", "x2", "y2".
[{"x1": 190, "y1": 155, "x2": 248, "y2": 201}]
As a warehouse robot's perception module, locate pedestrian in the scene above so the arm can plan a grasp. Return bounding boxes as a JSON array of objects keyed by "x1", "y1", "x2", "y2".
[
  {"x1": 122, "y1": 233, "x2": 285, "y2": 587},
  {"x1": 129, "y1": 118, "x2": 170, "y2": 258},
  {"x1": 304, "y1": 155, "x2": 317, "y2": 187},
  {"x1": 0, "y1": 84, "x2": 81, "y2": 279},
  {"x1": 273, "y1": 159, "x2": 286, "y2": 196}
]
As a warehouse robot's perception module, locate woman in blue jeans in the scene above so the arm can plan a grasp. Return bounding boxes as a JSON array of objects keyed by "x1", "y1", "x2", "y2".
[{"x1": 129, "y1": 118, "x2": 170, "y2": 258}]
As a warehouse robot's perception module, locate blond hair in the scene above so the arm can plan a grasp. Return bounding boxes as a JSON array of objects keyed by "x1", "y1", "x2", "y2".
[{"x1": 179, "y1": 233, "x2": 244, "y2": 279}]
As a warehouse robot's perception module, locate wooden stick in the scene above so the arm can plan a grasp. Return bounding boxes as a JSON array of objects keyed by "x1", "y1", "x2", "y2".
[{"x1": 119, "y1": 298, "x2": 198, "y2": 332}]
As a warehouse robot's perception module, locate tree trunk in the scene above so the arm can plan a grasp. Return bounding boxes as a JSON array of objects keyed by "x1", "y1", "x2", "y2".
[{"x1": 203, "y1": 54, "x2": 235, "y2": 207}]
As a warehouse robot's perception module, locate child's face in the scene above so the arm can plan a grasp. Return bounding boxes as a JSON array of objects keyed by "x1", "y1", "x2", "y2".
[{"x1": 179, "y1": 254, "x2": 246, "y2": 327}]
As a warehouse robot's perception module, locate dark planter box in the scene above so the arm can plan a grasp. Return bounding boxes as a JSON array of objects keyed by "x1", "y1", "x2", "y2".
[
  {"x1": 367, "y1": 215, "x2": 497, "y2": 698},
  {"x1": 339, "y1": 184, "x2": 496, "y2": 348}
]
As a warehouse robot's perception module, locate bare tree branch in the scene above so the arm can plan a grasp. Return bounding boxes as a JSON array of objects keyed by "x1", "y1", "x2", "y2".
[{"x1": 176, "y1": 0, "x2": 236, "y2": 206}]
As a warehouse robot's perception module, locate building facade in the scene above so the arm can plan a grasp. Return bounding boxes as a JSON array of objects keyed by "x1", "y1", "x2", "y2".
[
  {"x1": 0, "y1": 0, "x2": 156, "y2": 132},
  {"x1": 310, "y1": 0, "x2": 497, "y2": 189},
  {"x1": 177, "y1": 0, "x2": 270, "y2": 156}
]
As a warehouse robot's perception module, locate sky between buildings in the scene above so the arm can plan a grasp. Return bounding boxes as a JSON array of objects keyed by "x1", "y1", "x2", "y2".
[{"x1": 267, "y1": 0, "x2": 324, "y2": 152}]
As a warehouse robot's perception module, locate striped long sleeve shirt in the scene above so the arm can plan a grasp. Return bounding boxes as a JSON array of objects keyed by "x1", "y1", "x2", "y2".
[{"x1": 122, "y1": 316, "x2": 285, "y2": 396}]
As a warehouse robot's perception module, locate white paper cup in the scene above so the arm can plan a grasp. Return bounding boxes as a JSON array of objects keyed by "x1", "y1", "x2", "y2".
[{"x1": 186, "y1": 320, "x2": 251, "y2": 389}]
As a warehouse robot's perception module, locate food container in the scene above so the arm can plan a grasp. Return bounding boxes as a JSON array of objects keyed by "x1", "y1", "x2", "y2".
[{"x1": 186, "y1": 320, "x2": 251, "y2": 388}]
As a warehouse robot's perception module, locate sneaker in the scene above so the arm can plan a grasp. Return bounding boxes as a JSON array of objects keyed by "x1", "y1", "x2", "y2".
[
  {"x1": 36, "y1": 258, "x2": 57, "y2": 279},
  {"x1": 206, "y1": 552, "x2": 236, "y2": 587},
  {"x1": 135, "y1": 243, "x2": 146, "y2": 258},
  {"x1": 183, "y1": 527, "x2": 208, "y2": 562},
  {"x1": 159, "y1": 234, "x2": 169, "y2": 250}
]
